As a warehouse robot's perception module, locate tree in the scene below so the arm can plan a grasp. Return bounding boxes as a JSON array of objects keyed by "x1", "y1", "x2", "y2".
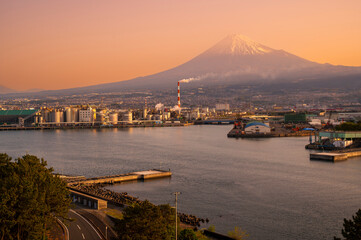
[
  {"x1": 0, "y1": 153, "x2": 71, "y2": 240},
  {"x1": 114, "y1": 200, "x2": 176, "y2": 240},
  {"x1": 334, "y1": 209, "x2": 361, "y2": 240},
  {"x1": 179, "y1": 229, "x2": 198, "y2": 240}
]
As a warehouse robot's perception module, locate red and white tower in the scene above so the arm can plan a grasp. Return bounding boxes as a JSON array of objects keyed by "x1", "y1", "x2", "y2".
[{"x1": 177, "y1": 81, "x2": 181, "y2": 108}]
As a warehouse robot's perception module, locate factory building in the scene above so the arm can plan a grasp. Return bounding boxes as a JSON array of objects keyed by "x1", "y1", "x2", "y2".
[
  {"x1": 0, "y1": 110, "x2": 40, "y2": 127},
  {"x1": 79, "y1": 107, "x2": 95, "y2": 122},
  {"x1": 284, "y1": 113, "x2": 307, "y2": 123},
  {"x1": 337, "y1": 112, "x2": 361, "y2": 122}
]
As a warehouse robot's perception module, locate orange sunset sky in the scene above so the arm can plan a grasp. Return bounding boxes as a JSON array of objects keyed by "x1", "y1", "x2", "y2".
[{"x1": 1, "y1": 0, "x2": 361, "y2": 91}]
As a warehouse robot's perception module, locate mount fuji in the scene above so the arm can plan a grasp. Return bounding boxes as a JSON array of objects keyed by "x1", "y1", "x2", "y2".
[
  {"x1": 5, "y1": 34, "x2": 361, "y2": 96},
  {"x1": 78, "y1": 33, "x2": 361, "y2": 92}
]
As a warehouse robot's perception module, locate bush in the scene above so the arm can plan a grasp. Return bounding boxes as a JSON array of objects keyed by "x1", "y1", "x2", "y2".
[
  {"x1": 228, "y1": 226, "x2": 249, "y2": 240},
  {"x1": 179, "y1": 229, "x2": 198, "y2": 240}
]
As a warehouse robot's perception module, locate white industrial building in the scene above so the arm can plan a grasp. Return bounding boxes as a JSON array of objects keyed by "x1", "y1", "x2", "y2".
[
  {"x1": 244, "y1": 122, "x2": 271, "y2": 134},
  {"x1": 79, "y1": 107, "x2": 94, "y2": 122}
]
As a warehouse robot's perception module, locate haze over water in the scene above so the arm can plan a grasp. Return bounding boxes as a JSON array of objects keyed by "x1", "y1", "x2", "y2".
[{"x1": 2, "y1": 125, "x2": 361, "y2": 239}]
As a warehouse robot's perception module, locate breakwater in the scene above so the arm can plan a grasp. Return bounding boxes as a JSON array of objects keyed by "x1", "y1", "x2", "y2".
[{"x1": 67, "y1": 170, "x2": 172, "y2": 185}]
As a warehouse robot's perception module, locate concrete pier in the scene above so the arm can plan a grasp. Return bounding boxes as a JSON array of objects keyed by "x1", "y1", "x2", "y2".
[
  {"x1": 67, "y1": 169, "x2": 172, "y2": 185},
  {"x1": 310, "y1": 153, "x2": 348, "y2": 162},
  {"x1": 310, "y1": 151, "x2": 361, "y2": 162}
]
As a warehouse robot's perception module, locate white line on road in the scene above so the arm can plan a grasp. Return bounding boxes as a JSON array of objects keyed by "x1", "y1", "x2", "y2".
[
  {"x1": 82, "y1": 233, "x2": 85, "y2": 239},
  {"x1": 77, "y1": 224, "x2": 81, "y2": 230},
  {"x1": 70, "y1": 209, "x2": 102, "y2": 239},
  {"x1": 56, "y1": 217, "x2": 69, "y2": 240}
]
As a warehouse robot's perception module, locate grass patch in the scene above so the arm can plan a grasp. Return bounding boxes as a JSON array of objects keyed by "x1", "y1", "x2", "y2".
[{"x1": 103, "y1": 208, "x2": 123, "y2": 220}]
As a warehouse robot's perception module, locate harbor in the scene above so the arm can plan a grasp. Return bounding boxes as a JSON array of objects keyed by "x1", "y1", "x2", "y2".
[{"x1": 4, "y1": 125, "x2": 361, "y2": 239}]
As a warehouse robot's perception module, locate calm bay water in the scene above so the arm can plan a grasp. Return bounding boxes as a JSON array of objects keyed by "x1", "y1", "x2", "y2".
[{"x1": 2, "y1": 125, "x2": 361, "y2": 239}]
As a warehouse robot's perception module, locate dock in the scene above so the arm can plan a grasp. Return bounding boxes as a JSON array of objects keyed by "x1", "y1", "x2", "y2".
[
  {"x1": 310, "y1": 153, "x2": 348, "y2": 161},
  {"x1": 67, "y1": 169, "x2": 172, "y2": 185},
  {"x1": 310, "y1": 151, "x2": 361, "y2": 162}
]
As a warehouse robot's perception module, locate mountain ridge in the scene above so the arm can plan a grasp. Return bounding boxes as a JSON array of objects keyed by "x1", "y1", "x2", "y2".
[{"x1": 2, "y1": 34, "x2": 361, "y2": 96}]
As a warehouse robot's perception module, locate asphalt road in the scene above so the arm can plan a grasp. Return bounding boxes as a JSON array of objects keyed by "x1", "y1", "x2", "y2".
[
  {"x1": 67, "y1": 209, "x2": 103, "y2": 240},
  {"x1": 76, "y1": 209, "x2": 117, "y2": 240}
]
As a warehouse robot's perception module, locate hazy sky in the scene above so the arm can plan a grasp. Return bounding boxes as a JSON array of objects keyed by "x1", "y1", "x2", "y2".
[{"x1": 1, "y1": 0, "x2": 360, "y2": 90}]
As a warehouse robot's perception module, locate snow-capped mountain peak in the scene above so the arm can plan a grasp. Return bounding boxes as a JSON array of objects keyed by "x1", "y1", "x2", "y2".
[{"x1": 207, "y1": 34, "x2": 273, "y2": 55}]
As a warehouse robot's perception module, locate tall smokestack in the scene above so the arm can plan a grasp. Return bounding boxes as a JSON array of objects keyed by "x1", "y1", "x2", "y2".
[{"x1": 177, "y1": 81, "x2": 180, "y2": 108}]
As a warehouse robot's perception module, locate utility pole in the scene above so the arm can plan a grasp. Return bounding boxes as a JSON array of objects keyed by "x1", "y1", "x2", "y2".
[{"x1": 173, "y1": 192, "x2": 181, "y2": 240}]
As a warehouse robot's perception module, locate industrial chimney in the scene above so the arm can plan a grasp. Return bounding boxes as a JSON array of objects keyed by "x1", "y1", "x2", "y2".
[{"x1": 177, "y1": 81, "x2": 180, "y2": 108}]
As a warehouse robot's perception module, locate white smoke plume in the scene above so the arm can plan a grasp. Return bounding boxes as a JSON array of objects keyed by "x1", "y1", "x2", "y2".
[
  {"x1": 179, "y1": 77, "x2": 200, "y2": 83},
  {"x1": 179, "y1": 73, "x2": 217, "y2": 83},
  {"x1": 155, "y1": 103, "x2": 164, "y2": 110},
  {"x1": 171, "y1": 105, "x2": 181, "y2": 111}
]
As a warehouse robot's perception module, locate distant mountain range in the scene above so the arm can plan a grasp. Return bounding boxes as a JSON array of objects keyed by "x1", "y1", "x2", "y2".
[
  {"x1": 2, "y1": 34, "x2": 361, "y2": 96},
  {"x1": 0, "y1": 85, "x2": 16, "y2": 94},
  {"x1": 0, "y1": 86, "x2": 44, "y2": 94}
]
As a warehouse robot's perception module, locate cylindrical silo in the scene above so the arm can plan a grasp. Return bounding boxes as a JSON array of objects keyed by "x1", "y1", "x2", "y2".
[{"x1": 109, "y1": 113, "x2": 118, "y2": 125}]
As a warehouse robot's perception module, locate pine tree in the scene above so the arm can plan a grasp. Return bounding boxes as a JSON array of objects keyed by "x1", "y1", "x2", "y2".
[
  {"x1": 0, "y1": 154, "x2": 71, "y2": 240},
  {"x1": 334, "y1": 209, "x2": 361, "y2": 240}
]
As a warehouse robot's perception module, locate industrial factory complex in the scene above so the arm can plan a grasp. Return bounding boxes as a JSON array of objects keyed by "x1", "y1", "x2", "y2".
[{"x1": 1, "y1": 103, "x2": 361, "y2": 130}]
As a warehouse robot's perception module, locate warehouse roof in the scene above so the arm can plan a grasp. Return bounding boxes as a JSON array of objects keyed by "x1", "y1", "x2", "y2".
[
  {"x1": 0, "y1": 110, "x2": 39, "y2": 116},
  {"x1": 245, "y1": 121, "x2": 270, "y2": 128}
]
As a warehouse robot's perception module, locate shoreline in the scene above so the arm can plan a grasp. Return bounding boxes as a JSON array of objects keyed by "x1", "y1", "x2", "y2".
[{"x1": 0, "y1": 122, "x2": 191, "y2": 131}]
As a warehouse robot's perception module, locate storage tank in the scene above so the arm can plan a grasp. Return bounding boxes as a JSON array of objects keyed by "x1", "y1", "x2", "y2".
[
  {"x1": 109, "y1": 113, "x2": 118, "y2": 125},
  {"x1": 42, "y1": 109, "x2": 51, "y2": 122},
  {"x1": 51, "y1": 110, "x2": 63, "y2": 124},
  {"x1": 124, "y1": 111, "x2": 133, "y2": 123},
  {"x1": 96, "y1": 110, "x2": 106, "y2": 124},
  {"x1": 143, "y1": 108, "x2": 148, "y2": 119},
  {"x1": 71, "y1": 108, "x2": 79, "y2": 122},
  {"x1": 56, "y1": 110, "x2": 63, "y2": 123},
  {"x1": 65, "y1": 108, "x2": 72, "y2": 122}
]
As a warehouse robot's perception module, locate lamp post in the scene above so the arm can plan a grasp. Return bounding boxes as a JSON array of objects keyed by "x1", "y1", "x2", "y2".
[
  {"x1": 173, "y1": 192, "x2": 181, "y2": 240},
  {"x1": 105, "y1": 226, "x2": 108, "y2": 240}
]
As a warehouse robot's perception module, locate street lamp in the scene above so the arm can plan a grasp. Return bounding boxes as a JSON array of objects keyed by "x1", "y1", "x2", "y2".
[
  {"x1": 105, "y1": 226, "x2": 108, "y2": 240},
  {"x1": 172, "y1": 192, "x2": 181, "y2": 240}
]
